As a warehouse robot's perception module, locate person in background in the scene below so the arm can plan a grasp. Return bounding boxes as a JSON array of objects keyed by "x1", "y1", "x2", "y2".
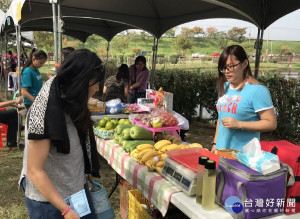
[
  {"x1": 61, "y1": 47, "x2": 75, "y2": 61},
  {"x1": 172, "y1": 111, "x2": 189, "y2": 141},
  {"x1": 0, "y1": 95, "x2": 23, "y2": 148},
  {"x1": 48, "y1": 47, "x2": 75, "y2": 78},
  {"x1": 127, "y1": 56, "x2": 149, "y2": 103},
  {"x1": 8, "y1": 51, "x2": 17, "y2": 72},
  {"x1": 103, "y1": 63, "x2": 129, "y2": 102},
  {"x1": 211, "y1": 45, "x2": 277, "y2": 152},
  {"x1": 21, "y1": 48, "x2": 47, "y2": 109},
  {"x1": 19, "y1": 49, "x2": 103, "y2": 218}
]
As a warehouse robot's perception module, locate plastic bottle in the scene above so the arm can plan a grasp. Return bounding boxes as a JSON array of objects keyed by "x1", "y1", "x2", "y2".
[
  {"x1": 196, "y1": 156, "x2": 208, "y2": 204},
  {"x1": 202, "y1": 160, "x2": 217, "y2": 210}
]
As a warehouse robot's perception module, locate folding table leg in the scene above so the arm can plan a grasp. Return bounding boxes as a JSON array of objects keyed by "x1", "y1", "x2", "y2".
[{"x1": 108, "y1": 172, "x2": 121, "y2": 198}]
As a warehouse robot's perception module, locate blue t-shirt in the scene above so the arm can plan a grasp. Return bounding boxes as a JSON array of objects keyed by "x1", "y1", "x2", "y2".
[
  {"x1": 21, "y1": 67, "x2": 43, "y2": 105},
  {"x1": 216, "y1": 82, "x2": 273, "y2": 151}
]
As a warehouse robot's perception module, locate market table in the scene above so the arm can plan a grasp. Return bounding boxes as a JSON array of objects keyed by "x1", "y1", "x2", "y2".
[{"x1": 95, "y1": 137, "x2": 300, "y2": 219}]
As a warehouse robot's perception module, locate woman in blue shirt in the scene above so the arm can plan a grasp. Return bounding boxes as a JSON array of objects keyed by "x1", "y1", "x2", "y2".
[
  {"x1": 211, "y1": 45, "x2": 277, "y2": 152},
  {"x1": 21, "y1": 48, "x2": 47, "y2": 109}
]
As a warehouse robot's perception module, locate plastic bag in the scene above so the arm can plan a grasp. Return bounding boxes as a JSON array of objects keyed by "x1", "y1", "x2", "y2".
[{"x1": 105, "y1": 98, "x2": 126, "y2": 114}]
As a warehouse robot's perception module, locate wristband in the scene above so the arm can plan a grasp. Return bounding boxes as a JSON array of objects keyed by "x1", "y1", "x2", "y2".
[
  {"x1": 212, "y1": 142, "x2": 216, "y2": 146},
  {"x1": 61, "y1": 206, "x2": 71, "y2": 216}
]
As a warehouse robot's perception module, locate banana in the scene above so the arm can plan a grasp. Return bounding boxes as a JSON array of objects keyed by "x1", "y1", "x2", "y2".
[
  {"x1": 137, "y1": 148, "x2": 152, "y2": 160},
  {"x1": 160, "y1": 144, "x2": 182, "y2": 153},
  {"x1": 136, "y1": 144, "x2": 154, "y2": 151},
  {"x1": 155, "y1": 160, "x2": 165, "y2": 168},
  {"x1": 154, "y1": 140, "x2": 171, "y2": 150},
  {"x1": 190, "y1": 143, "x2": 203, "y2": 148},
  {"x1": 141, "y1": 150, "x2": 158, "y2": 163},
  {"x1": 160, "y1": 153, "x2": 168, "y2": 160},
  {"x1": 130, "y1": 149, "x2": 138, "y2": 157},
  {"x1": 156, "y1": 166, "x2": 163, "y2": 175}
]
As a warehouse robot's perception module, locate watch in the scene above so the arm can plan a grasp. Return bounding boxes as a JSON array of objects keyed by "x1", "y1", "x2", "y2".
[{"x1": 211, "y1": 142, "x2": 216, "y2": 146}]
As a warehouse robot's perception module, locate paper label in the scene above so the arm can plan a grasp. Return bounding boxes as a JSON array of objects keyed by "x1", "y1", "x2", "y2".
[{"x1": 64, "y1": 189, "x2": 91, "y2": 217}]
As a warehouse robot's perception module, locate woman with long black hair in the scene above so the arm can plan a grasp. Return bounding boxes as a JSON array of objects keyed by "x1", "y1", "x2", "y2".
[
  {"x1": 20, "y1": 49, "x2": 104, "y2": 218},
  {"x1": 21, "y1": 48, "x2": 47, "y2": 109}
]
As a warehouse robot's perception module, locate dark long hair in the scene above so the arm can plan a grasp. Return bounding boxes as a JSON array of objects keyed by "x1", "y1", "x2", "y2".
[
  {"x1": 217, "y1": 45, "x2": 253, "y2": 97},
  {"x1": 56, "y1": 49, "x2": 105, "y2": 137},
  {"x1": 21, "y1": 48, "x2": 47, "y2": 74},
  {"x1": 116, "y1": 64, "x2": 129, "y2": 82},
  {"x1": 134, "y1": 56, "x2": 147, "y2": 70}
]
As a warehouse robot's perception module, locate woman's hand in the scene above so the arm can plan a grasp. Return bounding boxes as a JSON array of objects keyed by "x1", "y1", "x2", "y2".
[
  {"x1": 211, "y1": 144, "x2": 217, "y2": 153},
  {"x1": 64, "y1": 209, "x2": 80, "y2": 219},
  {"x1": 221, "y1": 117, "x2": 242, "y2": 129},
  {"x1": 15, "y1": 97, "x2": 23, "y2": 104}
]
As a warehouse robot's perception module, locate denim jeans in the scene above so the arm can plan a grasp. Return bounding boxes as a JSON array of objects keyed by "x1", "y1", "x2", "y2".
[{"x1": 21, "y1": 177, "x2": 96, "y2": 218}]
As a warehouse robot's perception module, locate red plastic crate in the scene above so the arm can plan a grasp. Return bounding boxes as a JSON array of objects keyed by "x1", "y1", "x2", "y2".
[{"x1": 0, "y1": 108, "x2": 8, "y2": 148}]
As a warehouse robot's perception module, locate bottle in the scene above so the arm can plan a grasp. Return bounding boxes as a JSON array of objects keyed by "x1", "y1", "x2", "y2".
[
  {"x1": 196, "y1": 156, "x2": 208, "y2": 204},
  {"x1": 202, "y1": 160, "x2": 217, "y2": 210}
]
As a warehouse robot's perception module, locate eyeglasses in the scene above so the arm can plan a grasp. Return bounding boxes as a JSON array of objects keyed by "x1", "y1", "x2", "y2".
[{"x1": 219, "y1": 62, "x2": 241, "y2": 73}]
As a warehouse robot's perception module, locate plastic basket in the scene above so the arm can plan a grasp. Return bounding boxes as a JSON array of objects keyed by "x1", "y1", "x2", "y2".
[{"x1": 128, "y1": 190, "x2": 152, "y2": 219}]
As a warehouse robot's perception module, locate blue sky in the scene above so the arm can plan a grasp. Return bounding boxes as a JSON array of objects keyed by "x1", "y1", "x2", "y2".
[{"x1": 178, "y1": 9, "x2": 300, "y2": 41}]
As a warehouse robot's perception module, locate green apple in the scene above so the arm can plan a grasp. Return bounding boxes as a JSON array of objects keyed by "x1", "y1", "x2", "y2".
[
  {"x1": 119, "y1": 118, "x2": 126, "y2": 124},
  {"x1": 111, "y1": 119, "x2": 118, "y2": 126},
  {"x1": 103, "y1": 116, "x2": 111, "y2": 121},
  {"x1": 123, "y1": 119, "x2": 131, "y2": 125},
  {"x1": 99, "y1": 119, "x2": 107, "y2": 128},
  {"x1": 105, "y1": 121, "x2": 115, "y2": 130}
]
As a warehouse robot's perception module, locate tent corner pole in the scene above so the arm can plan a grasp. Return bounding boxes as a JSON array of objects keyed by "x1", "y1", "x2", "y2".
[
  {"x1": 51, "y1": 1, "x2": 58, "y2": 73},
  {"x1": 254, "y1": 28, "x2": 264, "y2": 79},
  {"x1": 150, "y1": 37, "x2": 158, "y2": 89}
]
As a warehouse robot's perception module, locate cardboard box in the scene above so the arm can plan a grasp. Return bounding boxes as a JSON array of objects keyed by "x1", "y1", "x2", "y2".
[{"x1": 146, "y1": 89, "x2": 173, "y2": 112}]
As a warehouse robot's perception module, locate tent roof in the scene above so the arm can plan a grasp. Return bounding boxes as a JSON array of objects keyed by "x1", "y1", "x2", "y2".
[
  {"x1": 14, "y1": 0, "x2": 300, "y2": 38},
  {"x1": 3, "y1": 0, "x2": 300, "y2": 39}
]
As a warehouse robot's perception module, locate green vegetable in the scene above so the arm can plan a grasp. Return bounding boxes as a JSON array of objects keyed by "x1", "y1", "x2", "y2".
[
  {"x1": 123, "y1": 140, "x2": 155, "y2": 153},
  {"x1": 122, "y1": 128, "x2": 133, "y2": 140},
  {"x1": 116, "y1": 124, "x2": 133, "y2": 134},
  {"x1": 130, "y1": 125, "x2": 153, "y2": 140}
]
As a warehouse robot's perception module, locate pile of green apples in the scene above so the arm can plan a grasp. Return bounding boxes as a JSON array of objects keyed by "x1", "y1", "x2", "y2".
[{"x1": 97, "y1": 117, "x2": 131, "y2": 130}]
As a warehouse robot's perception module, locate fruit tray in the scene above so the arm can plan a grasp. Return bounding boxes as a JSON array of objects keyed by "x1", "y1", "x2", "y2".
[
  {"x1": 166, "y1": 147, "x2": 220, "y2": 172},
  {"x1": 133, "y1": 119, "x2": 180, "y2": 136},
  {"x1": 93, "y1": 127, "x2": 114, "y2": 140}
]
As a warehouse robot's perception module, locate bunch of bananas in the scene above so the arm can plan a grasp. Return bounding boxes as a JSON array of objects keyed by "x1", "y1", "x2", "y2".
[
  {"x1": 163, "y1": 135, "x2": 182, "y2": 144},
  {"x1": 129, "y1": 139, "x2": 204, "y2": 175}
]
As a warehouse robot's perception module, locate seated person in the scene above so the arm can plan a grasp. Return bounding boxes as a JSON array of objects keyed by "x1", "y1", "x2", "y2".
[
  {"x1": 0, "y1": 95, "x2": 24, "y2": 148},
  {"x1": 172, "y1": 111, "x2": 189, "y2": 141},
  {"x1": 103, "y1": 64, "x2": 129, "y2": 102}
]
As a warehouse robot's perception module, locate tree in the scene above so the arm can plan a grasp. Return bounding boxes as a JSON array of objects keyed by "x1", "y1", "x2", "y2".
[
  {"x1": 0, "y1": 0, "x2": 11, "y2": 11},
  {"x1": 280, "y1": 46, "x2": 291, "y2": 54},
  {"x1": 180, "y1": 27, "x2": 195, "y2": 38},
  {"x1": 111, "y1": 36, "x2": 128, "y2": 54},
  {"x1": 227, "y1": 27, "x2": 247, "y2": 43},
  {"x1": 174, "y1": 34, "x2": 193, "y2": 56},
  {"x1": 206, "y1": 27, "x2": 218, "y2": 39},
  {"x1": 192, "y1": 26, "x2": 204, "y2": 38},
  {"x1": 33, "y1": 31, "x2": 54, "y2": 66},
  {"x1": 216, "y1": 31, "x2": 229, "y2": 50},
  {"x1": 163, "y1": 27, "x2": 176, "y2": 39}
]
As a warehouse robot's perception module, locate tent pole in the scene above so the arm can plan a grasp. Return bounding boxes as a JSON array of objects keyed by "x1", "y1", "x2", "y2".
[
  {"x1": 254, "y1": 28, "x2": 264, "y2": 79},
  {"x1": 57, "y1": 0, "x2": 62, "y2": 64},
  {"x1": 51, "y1": 1, "x2": 58, "y2": 72},
  {"x1": 16, "y1": 25, "x2": 22, "y2": 150},
  {"x1": 101, "y1": 41, "x2": 110, "y2": 94},
  {"x1": 4, "y1": 31, "x2": 8, "y2": 99},
  {"x1": 150, "y1": 37, "x2": 158, "y2": 89}
]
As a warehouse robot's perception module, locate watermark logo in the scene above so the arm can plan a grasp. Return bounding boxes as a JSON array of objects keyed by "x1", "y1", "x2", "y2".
[{"x1": 225, "y1": 196, "x2": 243, "y2": 213}]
